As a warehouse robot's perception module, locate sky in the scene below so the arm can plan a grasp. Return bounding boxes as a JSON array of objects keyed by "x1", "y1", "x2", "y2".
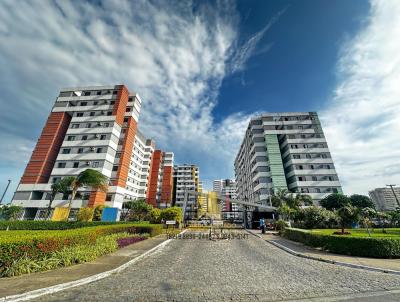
[{"x1": 0, "y1": 0, "x2": 399, "y2": 202}]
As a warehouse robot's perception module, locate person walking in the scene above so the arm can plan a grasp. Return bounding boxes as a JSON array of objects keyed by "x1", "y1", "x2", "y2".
[{"x1": 259, "y1": 217, "x2": 266, "y2": 234}]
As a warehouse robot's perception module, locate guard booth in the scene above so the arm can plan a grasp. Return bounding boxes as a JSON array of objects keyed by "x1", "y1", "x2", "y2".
[{"x1": 251, "y1": 210, "x2": 276, "y2": 229}]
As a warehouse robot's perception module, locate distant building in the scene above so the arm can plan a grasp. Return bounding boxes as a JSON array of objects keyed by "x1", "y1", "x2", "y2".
[
  {"x1": 172, "y1": 164, "x2": 200, "y2": 219},
  {"x1": 234, "y1": 112, "x2": 342, "y2": 206},
  {"x1": 213, "y1": 179, "x2": 241, "y2": 220},
  {"x1": 369, "y1": 187, "x2": 400, "y2": 211}
]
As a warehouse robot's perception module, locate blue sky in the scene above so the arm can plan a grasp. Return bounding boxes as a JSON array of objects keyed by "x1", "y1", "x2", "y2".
[{"x1": 0, "y1": 0, "x2": 399, "y2": 202}]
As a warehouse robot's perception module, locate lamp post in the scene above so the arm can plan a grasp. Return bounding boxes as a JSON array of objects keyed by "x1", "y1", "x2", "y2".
[
  {"x1": 0, "y1": 180, "x2": 11, "y2": 205},
  {"x1": 386, "y1": 184, "x2": 400, "y2": 208}
]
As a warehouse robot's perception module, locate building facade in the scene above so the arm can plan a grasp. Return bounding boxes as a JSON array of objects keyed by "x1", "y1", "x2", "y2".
[
  {"x1": 369, "y1": 187, "x2": 400, "y2": 211},
  {"x1": 234, "y1": 112, "x2": 342, "y2": 206},
  {"x1": 172, "y1": 164, "x2": 200, "y2": 219},
  {"x1": 213, "y1": 179, "x2": 241, "y2": 219},
  {"x1": 11, "y1": 85, "x2": 173, "y2": 220}
]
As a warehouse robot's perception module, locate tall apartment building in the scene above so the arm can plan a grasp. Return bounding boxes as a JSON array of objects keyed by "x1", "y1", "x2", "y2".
[
  {"x1": 172, "y1": 164, "x2": 200, "y2": 219},
  {"x1": 369, "y1": 187, "x2": 400, "y2": 211},
  {"x1": 11, "y1": 85, "x2": 173, "y2": 220},
  {"x1": 213, "y1": 179, "x2": 241, "y2": 220},
  {"x1": 234, "y1": 112, "x2": 342, "y2": 206},
  {"x1": 146, "y1": 151, "x2": 174, "y2": 208}
]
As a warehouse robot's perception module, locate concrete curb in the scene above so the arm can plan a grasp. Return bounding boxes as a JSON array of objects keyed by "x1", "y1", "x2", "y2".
[
  {"x1": 1, "y1": 229, "x2": 187, "y2": 302},
  {"x1": 246, "y1": 230, "x2": 400, "y2": 276}
]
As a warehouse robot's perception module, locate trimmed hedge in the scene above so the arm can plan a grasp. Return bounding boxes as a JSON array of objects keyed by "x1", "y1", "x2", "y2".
[
  {"x1": 0, "y1": 223, "x2": 163, "y2": 276},
  {"x1": 0, "y1": 221, "x2": 134, "y2": 230},
  {"x1": 283, "y1": 228, "x2": 400, "y2": 258}
]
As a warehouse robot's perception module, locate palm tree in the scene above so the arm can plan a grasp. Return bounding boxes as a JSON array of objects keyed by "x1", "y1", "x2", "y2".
[
  {"x1": 65, "y1": 169, "x2": 108, "y2": 220},
  {"x1": 46, "y1": 178, "x2": 72, "y2": 220}
]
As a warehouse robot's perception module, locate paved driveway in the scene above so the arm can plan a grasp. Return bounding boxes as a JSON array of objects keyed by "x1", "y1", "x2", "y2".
[{"x1": 34, "y1": 230, "x2": 400, "y2": 301}]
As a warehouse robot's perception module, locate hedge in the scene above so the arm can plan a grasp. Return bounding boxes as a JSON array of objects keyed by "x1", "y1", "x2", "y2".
[
  {"x1": 0, "y1": 221, "x2": 134, "y2": 230},
  {"x1": 283, "y1": 228, "x2": 400, "y2": 258},
  {"x1": 0, "y1": 223, "x2": 163, "y2": 276}
]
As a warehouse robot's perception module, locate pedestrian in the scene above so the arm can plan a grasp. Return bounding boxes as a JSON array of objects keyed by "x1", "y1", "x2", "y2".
[{"x1": 259, "y1": 218, "x2": 266, "y2": 234}]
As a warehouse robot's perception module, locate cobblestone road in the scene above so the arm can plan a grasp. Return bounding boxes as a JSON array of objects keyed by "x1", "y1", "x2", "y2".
[{"x1": 34, "y1": 231, "x2": 400, "y2": 301}]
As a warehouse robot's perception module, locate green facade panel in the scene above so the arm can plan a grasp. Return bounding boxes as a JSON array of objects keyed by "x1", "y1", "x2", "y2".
[{"x1": 265, "y1": 134, "x2": 288, "y2": 191}]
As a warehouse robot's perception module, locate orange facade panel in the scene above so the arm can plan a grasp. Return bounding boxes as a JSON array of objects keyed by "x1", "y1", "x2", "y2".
[
  {"x1": 146, "y1": 150, "x2": 162, "y2": 207},
  {"x1": 113, "y1": 117, "x2": 137, "y2": 188},
  {"x1": 160, "y1": 166, "x2": 173, "y2": 203},
  {"x1": 21, "y1": 112, "x2": 71, "y2": 184},
  {"x1": 112, "y1": 85, "x2": 129, "y2": 126},
  {"x1": 87, "y1": 190, "x2": 106, "y2": 208}
]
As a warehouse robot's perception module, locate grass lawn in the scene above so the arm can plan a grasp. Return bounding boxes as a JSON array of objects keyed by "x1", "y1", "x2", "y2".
[{"x1": 308, "y1": 228, "x2": 400, "y2": 238}]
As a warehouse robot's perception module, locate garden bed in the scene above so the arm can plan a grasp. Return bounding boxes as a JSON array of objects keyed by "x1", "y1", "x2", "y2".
[
  {"x1": 282, "y1": 228, "x2": 400, "y2": 258},
  {"x1": 0, "y1": 223, "x2": 163, "y2": 277}
]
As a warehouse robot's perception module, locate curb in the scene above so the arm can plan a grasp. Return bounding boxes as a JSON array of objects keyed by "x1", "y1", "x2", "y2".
[
  {"x1": 1, "y1": 229, "x2": 187, "y2": 302},
  {"x1": 246, "y1": 230, "x2": 400, "y2": 276}
]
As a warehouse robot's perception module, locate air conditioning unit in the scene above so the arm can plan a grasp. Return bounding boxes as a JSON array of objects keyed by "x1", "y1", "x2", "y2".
[
  {"x1": 85, "y1": 161, "x2": 91, "y2": 166},
  {"x1": 97, "y1": 122, "x2": 102, "y2": 127},
  {"x1": 94, "y1": 134, "x2": 99, "y2": 139},
  {"x1": 90, "y1": 147, "x2": 95, "y2": 152},
  {"x1": 100, "y1": 111, "x2": 105, "y2": 115}
]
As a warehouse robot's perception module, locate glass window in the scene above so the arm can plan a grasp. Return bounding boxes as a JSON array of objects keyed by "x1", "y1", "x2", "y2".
[
  {"x1": 62, "y1": 149, "x2": 71, "y2": 154},
  {"x1": 82, "y1": 135, "x2": 87, "y2": 141},
  {"x1": 67, "y1": 136, "x2": 75, "y2": 141},
  {"x1": 78, "y1": 148, "x2": 83, "y2": 154},
  {"x1": 57, "y1": 162, "x2": 66, "y2": 168},
  {"x1": 73, "y1": 162, "x2": 79, "y2": 168}
]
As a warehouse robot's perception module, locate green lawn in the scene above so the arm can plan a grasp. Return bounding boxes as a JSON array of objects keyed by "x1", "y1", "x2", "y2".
[{"x1": 308, "y1": 228, "x2": 400, "y2": 238}]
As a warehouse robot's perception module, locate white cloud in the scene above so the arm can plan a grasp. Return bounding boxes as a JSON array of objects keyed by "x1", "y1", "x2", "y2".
[
  {"x1": 0, "y1": 0, "x2": 271, "y2": 198},
  {"x1": 321, "y1": 0, "x2": 400, "y2": 195}
]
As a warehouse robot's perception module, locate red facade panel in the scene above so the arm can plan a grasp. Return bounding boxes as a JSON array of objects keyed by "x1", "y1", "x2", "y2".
[{"x1": 146, "y1": 150, "x2": 162, "y2": 207}]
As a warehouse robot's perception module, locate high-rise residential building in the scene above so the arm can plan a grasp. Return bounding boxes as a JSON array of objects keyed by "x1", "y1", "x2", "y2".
[
  {"x1": 172, "y1": 164, "x2": 200, "y2": 219},
  {"x1": 234, "y1": 112, "x2": 342, "y2": 206},
  {"x1": 11, "y1": 85, "x2": 173, "y2": 220},
  {"x1": 369, "y1": 187, "x2": 400, "y2": 211},
  {"x1": 146, "y1": 151, "x2": 174, "y2": 208},
  {"x1": 213, "y1": 179, "x2": 241, "y2": 220}
]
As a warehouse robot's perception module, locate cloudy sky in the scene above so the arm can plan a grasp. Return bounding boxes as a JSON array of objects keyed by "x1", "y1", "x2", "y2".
[{"x1": 0, "y1": 0, "x2": 399, "y2": 202}]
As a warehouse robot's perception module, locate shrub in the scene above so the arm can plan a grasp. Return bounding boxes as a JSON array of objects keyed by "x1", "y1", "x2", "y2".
[
  {"x1": 147, "y1": 208, "x2": 161, "y2": 224},
  {"x1": 275, "y1": 219, "x2": 289, "y2": 231},
  {"x1": 76, "y1": 207, "x2": 94, "y2": 222},
  {"x1": 0, "y1": 205, "x2": 23, "y2": 221},
  {"x1": 0, "y1": 221, "x2": 132, "y2": 230},
  {"x1": 117, "y1": 234, "x2": 148, "y2": 248},
  {"x1": 160, "y1": 207, "x2": 182, "y2": 223},
  {"x1": 283, "y1": 228, "x2": 400, "y2": 258},
  {"x1": 93, "y1": 205, "x2": 107, "y2": 221},
  {"x1": 299, "y1": 207, "x2": 340, "y2": 229}
]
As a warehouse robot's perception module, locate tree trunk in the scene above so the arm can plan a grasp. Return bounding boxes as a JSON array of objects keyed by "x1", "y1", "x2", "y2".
[
  {"x1": 66, "y1": 190, "x2": 76, "y2": 221},
  {"x1": 47, "y1": 198, "x2": 54, "y2": 221}
]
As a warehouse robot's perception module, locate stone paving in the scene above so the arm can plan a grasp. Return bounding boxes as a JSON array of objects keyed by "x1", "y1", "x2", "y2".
[{"x1": 33, "y1": 230, "x2": 400, "y2": 302}]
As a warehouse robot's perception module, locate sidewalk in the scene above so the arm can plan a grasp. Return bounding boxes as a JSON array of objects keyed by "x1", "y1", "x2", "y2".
[
  {"x1": 0, "y1": 234, "x2": 167, "y2": 298},
  {"x1": 248, "y1": 229, "x2": 400, "y2": 272}
]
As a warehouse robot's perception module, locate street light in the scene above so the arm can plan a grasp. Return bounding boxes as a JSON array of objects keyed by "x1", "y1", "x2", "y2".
[
  {"x1": 386, "y1": 184, "x2": 400, "y2": 208},
  {"x1": 0, "y1": 180, "x2": 12, "y2": 205}
]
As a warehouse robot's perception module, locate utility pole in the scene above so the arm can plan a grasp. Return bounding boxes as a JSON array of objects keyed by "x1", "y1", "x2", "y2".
[
  {"x1": 0, "y1": 180, "x2": 11, "y2": 205},
  {"x1": 386, "y1": 184, "x2": 400, "y2": 208}
]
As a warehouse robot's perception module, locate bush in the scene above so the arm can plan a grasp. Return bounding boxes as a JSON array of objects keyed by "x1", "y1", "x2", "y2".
[
  {"x1": 299, "y1": 206, "x2": 340, "y2": 229},
  {"x1": 275, "y1": 219, "x2": 289, "y2": 231},
  {"x1": 76, "y1": 207, "x2": 94, "y2": 222},
  {"x1": 0, "y1": 205, "x2": 23, "y2": 221},
  {"x1": 160, "y1": 207, "x2": 182, "y2": 223},
  {"x1": 93, "y1": 205, "x2": 107, "y2": 221},
  {"x1": 0, "y1": 221, "x2": 132, "y2": 230},
  {"x1": 283, "y1": 228, "x2": 400, "y2": 258},
  {"x1": 147, "y1": 208, "x2": 161, "y2": 224}
]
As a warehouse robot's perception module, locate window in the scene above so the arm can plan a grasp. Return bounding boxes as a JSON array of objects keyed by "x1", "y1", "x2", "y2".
[
  {"x1": 78, "y1": 148, "x2": 84, "y2": 154},
  {"x1": 80, "y1": 102, "x2": 87, "y2": 106},
  {"x1": 312, "y1": 176, "x2": 317, "y2": 181},
  {"x1": 62, "y1": 148, "x2": 71, "y2": 154},
  {"x1": 72, "y1": 124, "x2": 79, "y2": 129},
  {"x1": 86, "y1": 123, "x2": 91, "y2": 128},
  {"x1": 67, "y1": 136, "x2": 75, "y2": 141},
  {"x1": 116, "y1": 152, "x2": 121, "y2": 158},
  {"x1": 83, "y1": 91, "x2": 91, "y2": 96},
  {"x1": 52, "y1": 177, "x2": 61, "y2": 184},
  {"x1": 113, "y1": 90, "x2": 118, "y2": 95},
  {"x1": 57, "y1": 162, "x2": 66, "y2": 168},
  {"x1": 293, "y1": 155, "x2": 300, "y2": 159},
  {"x1": 298, "y1": 165, "x2": 303, "y2": 170},
  {"x1": 96, "y1": 147, "x2": 103, "y2": 153},
  {"x1": 96, "y1": 91, "x2": 101, "y2": 96},
  {"x1": 110, "y1": 101, "x2": 115, "y2": 105},
  {"x1": 306, "y1": 154, "x2": 311, "y2": 159},
  {"x1": 112, "y1": 166, "x2": 119, "y2": 171},
  {"x1": 104, "y1": 122, "x2": 110, "y2": 127},
  {"x1": 82, "y1": 135, "x2": 87, "y2": 141},
  {"x1": 106, "y1": 194, "x2": 112, "y2": 201},
  {"x1": 92, "y1": 161, "x2": 99, "y2": 168},
  {"x1": 76, "y1": 112, "x2": 83, "y2": 117},
  {"x1": 90, "y1": 112, "x2": 95, "y2": 116},
  {"x1": 100, "y1": 134, "x2": 106, "y2": 140},
  {"x1": 123, "y1": 117, "x2": 128, "y2": 123},
  {"x1": 126, "y1": 107, "x2": 131, "y2": 112},
  {"x1": 310, "y1": 165, "x2": 314, "y2": 169},
  {"x1": 107, "y1": 111, "x2": 112, "y2": 116},
  {"x1": 73, "y1": 162, "x2": 79, "y2": 168}
]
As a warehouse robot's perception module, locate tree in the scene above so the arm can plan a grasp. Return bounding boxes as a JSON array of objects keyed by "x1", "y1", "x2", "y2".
[
  {"x1": 376, "y1": 211, "x2": 390, "y2": 233},
  {"x1": 46, "y1": 178, "x2": 72, "y2": 220},
  {"x1": 124, "y1": 199, "x2": 152, "y2": 221},
  {"x1": 337, "y1": 205, "x2": 359, "y2": 234},
  {"x1": 296, "y1": 194, "x2": 313, "y2": 206},
  {"x1": 65, "y1": 169, "x2": 108, "y2": 220},
  {"x1": 0, "y1": 205, "x2": 23, "y2": 221},
  {"x1": 361, "y1": 207, "x2": 376, "y2": 236},
  {"x1": 147, "y1": 208, "x2": 161, "y2": 224},
  {"x1": 160, "y1": 207, "x2": 183, "y2": 223},
  {"x1": 320, "y1": 194, "x2": 351, "y2": 211},
  {"x1": 350, "y1": 194, "x2": 375, "y2": 209},
  {"x1": 93, "y1": 205, "x2": 107, "y2": 221},
  {"x1": 270, "y1": 188, "x2": 289, "y2": 207},
  {"x1": 77, "y1": 207, "x2": 94, "y2": 221}
]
